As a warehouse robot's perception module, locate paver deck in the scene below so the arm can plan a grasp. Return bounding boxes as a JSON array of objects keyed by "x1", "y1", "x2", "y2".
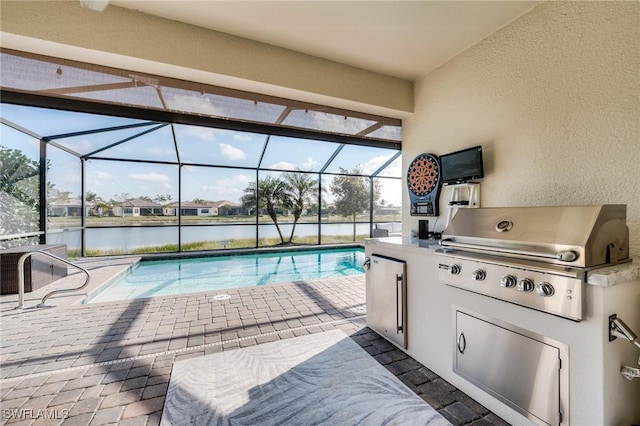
[{"x1": 0, "y1": 258, "x2": 509, "y2": 426}]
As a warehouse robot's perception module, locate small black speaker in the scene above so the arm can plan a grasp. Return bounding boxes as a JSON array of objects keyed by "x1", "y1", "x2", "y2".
[{"x1": 418, "y1": 220, "x2": 429, "y2": 240}]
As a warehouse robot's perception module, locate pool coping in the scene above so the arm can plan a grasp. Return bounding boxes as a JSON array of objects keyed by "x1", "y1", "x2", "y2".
[
  {"x1": 0, "y1": 243, "x2": 365, "y2": 313},
  {"x1": 0, "y1": 256, "x2": 141, "y2": 313},
  {"x1": 85, "y1": 244, "x2": 365, "y2": 305},
  {"x1": 135, "y1": 242, "x2": 364, "y2": 261}
]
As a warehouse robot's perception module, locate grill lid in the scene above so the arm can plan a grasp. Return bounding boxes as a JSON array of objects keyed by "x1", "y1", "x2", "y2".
[{"x1": 440, "y1": 205, "x2": 629, "y2": 268}]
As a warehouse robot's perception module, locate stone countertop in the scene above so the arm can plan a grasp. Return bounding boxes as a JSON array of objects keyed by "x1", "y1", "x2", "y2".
[
  {"x1": 586, "y1": 261, "x2": 640, "y2": 287},
  {"x1": 364, "y1": 237, "x2": 640, "y2": 288},
  {"x1": 364, "y1": 236, "x2": 441, "y2": 253}
]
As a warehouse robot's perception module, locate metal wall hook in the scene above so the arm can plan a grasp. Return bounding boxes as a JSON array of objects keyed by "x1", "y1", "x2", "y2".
[
  {"x1": 608, "y1": 315, "x2": 640, "y2": 381},
  {"x1": 609, "y1": 316, "x2": 640, "y2": 349}
]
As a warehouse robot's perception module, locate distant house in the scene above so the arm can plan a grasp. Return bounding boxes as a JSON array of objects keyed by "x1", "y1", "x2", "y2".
[
  {"x1": 112, "y1": 199, "x2": 163, "y2": 217},
  {"x1": 320, "y1": 205, "x2": 335, "y2": 217},
  {"x1": 164, "y1": 201, "x2": 215, "y2": 216},
  {"x1": 49, "y1": 199, "x2": 92, "y2": 217},
  {"x1": 211, "y1": 200, "x2": 246, "y2": 216},
  {"x1": 161, "y1": 200, "x2": 247, "y2": 216},
  {"x1": 375, "y1": 205, "x2": 401, "y2": 216}
]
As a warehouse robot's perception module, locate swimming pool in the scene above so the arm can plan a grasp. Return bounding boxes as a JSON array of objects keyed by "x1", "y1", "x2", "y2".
[{"x1": 88, "y1": 247, "x2": 365, "y2": 303}]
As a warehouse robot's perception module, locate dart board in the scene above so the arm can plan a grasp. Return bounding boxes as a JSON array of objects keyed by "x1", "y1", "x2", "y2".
[{"x1": 407, "y1": 153, "x2": 442, "y2": 216}]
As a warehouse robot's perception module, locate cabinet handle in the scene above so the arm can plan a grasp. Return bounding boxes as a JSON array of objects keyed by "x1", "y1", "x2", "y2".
[
  {"x1": 396, "y1": 273, "x2": 403, "y2": 333},
  {"x1": 457, "y1": 332, "x2": 466, "y2": 354}
]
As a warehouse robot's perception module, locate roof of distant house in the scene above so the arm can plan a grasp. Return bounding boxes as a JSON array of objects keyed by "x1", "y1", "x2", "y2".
[
  {"x1": 116, "y1": 199, "x2": 162, "y2": 207},
  {"x1": 210, "y1": 200, "x2": 240, "y2": 208},
  {"x1": 167, "y1": 201, "x2": 211, "y2": 208},
  {"x1": 165, "y1": 200, "x2": 241, "y2": 208},
  {"x1": 50, "y1": 199, "x2": 94, "y2": 207}
]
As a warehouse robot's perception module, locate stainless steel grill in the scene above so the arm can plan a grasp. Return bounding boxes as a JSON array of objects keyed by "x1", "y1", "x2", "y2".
[{"x1": 437, "y1": 205, "x2": 630, "y2": 320}]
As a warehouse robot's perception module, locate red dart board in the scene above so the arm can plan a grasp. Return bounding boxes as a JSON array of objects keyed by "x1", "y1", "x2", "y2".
[
  {"x1": 407, "y1": 153, "x2": 440, "y2": 196},
  {"x1": 407, "y1": 153, "x2": 441, "y2": 216}
]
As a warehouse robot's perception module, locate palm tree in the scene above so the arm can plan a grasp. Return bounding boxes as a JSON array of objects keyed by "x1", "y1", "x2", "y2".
[
  {"x1": 241, "y1": 176, "x2": 291, "y2": 244},
  {"x1": 84, "y1": 191, "x2": 106, "y2": 217},
  {"x1": 282, "y1": 172, "x2": 318, "y2": 243}
]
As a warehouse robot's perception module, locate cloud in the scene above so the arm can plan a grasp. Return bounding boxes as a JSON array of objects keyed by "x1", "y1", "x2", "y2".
[
  {"x1": 219, "y1": 143, "x2": 246, "y2": 161},
  {"x1": 86, "y1": 170, "x2": 113, "y2": 186},
  {"x1": 302, "y1": 157, "x2": 319, "y2": 170},
  {"x1": 291, "y1": 110, "x2": 375, "y2": 135},
  {"x1": 180, "y1": 125, "x2": 217, "y2": 141},
  {"x1": 201, "y1": 173, "x2": 252, "y2": 201},
  {"x1": 380, "y1": 186, "x2": 402, "y2": 206},
  {"x1": 232, "y1": 132, "x2": 264, "y2": 143},
  {"x1": 268, "y1": 161, "x2": 297, "y2": 171},
  {"x1": 129, "y1": 172, "x2": 172, "y2": 189},
  {"x1": 371, "y1": 125, "x2": 402, "y2": 140},
  {"x1": 178, "y1": 126, "x2": 263, "y2": 149},
  {"x1": 169, "y1": 94, "x2": 225, "y2": 117},
  {"x1": 361, "y1": 155, "x2": 394, "y2": 175},
  {"x1": 378, "y1": 157, "x2": 402, "y2": 177}
]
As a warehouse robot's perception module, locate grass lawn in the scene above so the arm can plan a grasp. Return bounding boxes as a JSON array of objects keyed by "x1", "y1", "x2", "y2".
[{"x1": 75, "y1": 234, "x2": 371, "y2": 257}]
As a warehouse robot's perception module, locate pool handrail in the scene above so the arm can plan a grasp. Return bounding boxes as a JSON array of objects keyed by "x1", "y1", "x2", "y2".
[{"x1": 16, "y1": 250, "x2": 91, "y2": 309}]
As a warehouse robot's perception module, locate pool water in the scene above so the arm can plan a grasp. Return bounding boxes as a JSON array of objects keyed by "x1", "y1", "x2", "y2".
[{"x1": 88, "y1": 247, "x2": 365, "y2": 303}]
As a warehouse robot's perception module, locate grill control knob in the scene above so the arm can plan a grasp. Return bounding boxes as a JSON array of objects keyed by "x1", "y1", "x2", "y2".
[
  {"x1": 517, "y1": 278, "x2": 535, "y2": 292},
  {"x1": 448, "y1": 264, "x2": 461, "y2": 275},
  {"x1": 537, "y1": 282, "x2": 555, "y2": 297},
  {"x1": 500, "y1": 275, "x2": 517, "y2": 288},
  {"x1": 471, "y1": 269, "x2": 486, "y2": 281}
]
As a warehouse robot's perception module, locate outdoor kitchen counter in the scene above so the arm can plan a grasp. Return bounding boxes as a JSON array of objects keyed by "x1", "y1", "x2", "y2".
[
  {"x1": 364, "y1": 236, "x2": 640, "y2": 425},
  {"x1": 587, "y1": 261, "x2": 640, "y2": 287},
  {"x1": 365, "y1": 236, "x2": 640, "y2": 287},
  {"x1": 364, "y1": 235, "x2": 441, "y2": 253}
]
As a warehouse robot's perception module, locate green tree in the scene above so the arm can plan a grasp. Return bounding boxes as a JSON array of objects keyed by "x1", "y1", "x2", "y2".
[
  {"x1": 282, "y1": 172, "x2": 318, "y2": 243},
  {"x1": 154, "y1": 194, "x2": 173, "y2": 204},
  {"x1": 0, "y1": 146, "x2": 40, "y2": 246},
  {"x1": 85, "y1": 191, "x2": 99, "y2": 203},
  {"x1": 241, "y1": 176, "x2": 291, "y2": 245},
  {"x1": 85, "y1": 191, "x2": 111, "y2": 216},
  {"x1": 94, "y1": 200, "x2": 111, "y2": 217},
  {"x1": 112, "y1": 193, "x2": 131, "y2": 202},
  {"x1": 330, "y1": 166, "x2": 380, "y2": 241},
  {"x1": 1, "y1": 146, "x2": 39, "y2": 208}
]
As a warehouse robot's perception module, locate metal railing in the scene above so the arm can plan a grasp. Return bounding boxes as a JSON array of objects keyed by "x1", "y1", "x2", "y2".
[{"x1": 16, "y1": 250, "x2": 91, "y2": 309}]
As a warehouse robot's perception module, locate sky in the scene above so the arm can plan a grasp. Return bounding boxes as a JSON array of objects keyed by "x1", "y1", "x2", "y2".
[{"x1": 1, "y1": 103, "x2": 402, "y2": 206}]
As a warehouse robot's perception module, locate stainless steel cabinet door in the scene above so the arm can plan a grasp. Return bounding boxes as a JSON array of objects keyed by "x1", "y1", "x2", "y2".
[
  {"x1": 366, "y1": 254, "x2": 407, "y2": 349},
  {"x1": 455, "y1": 311, "x2": 562, "y2": 426}
]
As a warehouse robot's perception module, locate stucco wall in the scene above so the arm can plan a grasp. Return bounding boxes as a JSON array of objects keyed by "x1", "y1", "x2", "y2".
[{"x1": 403, "y1": 1, "x2": 640, "y2": 259}]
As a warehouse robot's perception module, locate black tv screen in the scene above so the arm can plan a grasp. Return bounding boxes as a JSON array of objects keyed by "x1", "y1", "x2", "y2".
[{"x1": 440, "y1": 145, "x2": 484, "y2": 184}]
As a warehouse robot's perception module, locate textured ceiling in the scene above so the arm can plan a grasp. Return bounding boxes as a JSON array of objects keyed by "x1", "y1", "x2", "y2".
[{"x1": 111, "y1": 1, "x2": 541, "y2": 81}]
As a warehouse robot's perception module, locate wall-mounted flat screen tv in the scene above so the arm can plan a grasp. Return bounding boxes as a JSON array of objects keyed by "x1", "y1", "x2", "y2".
[{"x1": 440, "y1": 145, "x2": 484, "y2": 184}]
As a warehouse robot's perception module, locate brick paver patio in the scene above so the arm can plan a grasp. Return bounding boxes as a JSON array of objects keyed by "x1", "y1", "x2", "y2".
[{"x1": 0, "y1": 260, "x2": 508, "y2": 426}]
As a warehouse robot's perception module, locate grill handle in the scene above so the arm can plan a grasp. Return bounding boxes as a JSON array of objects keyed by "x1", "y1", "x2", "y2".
[{"x1": 440, "y1": 240, "x2": 577, "y2": 263}]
